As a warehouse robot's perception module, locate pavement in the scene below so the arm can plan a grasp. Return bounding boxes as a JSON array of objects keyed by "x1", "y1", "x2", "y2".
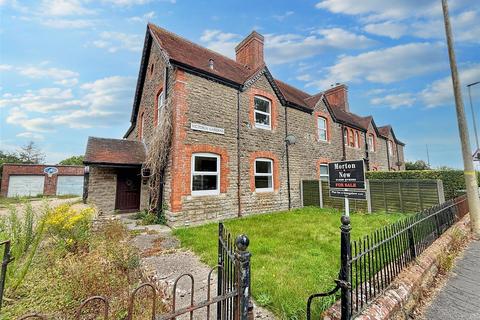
[{"x1": 425, "y1": 240, "x2": 480, "y2": 320}]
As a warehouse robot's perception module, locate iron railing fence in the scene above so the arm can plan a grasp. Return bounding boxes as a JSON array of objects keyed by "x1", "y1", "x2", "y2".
[
  {"x1": 307, "y1": 195, "x2": 469, "y2": 320},
  {"x1": 349, "y1": 195, "x2": 468, "y2": 317},
  {"x1": 0, "y1": 240, "x2": 14, "y2": 312},
  {"x1": 16, "y1": 223, "x2": 252, "y2": 320}
]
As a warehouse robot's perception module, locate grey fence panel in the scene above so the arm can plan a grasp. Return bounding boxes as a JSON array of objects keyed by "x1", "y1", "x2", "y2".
[{"x1": 302, "y1": 180, "x2": 321, "y2": 207}]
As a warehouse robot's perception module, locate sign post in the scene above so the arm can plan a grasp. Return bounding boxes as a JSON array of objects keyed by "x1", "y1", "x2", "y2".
[{"x1": 328, "y1": 159, "x2": 367, "y2": 217}]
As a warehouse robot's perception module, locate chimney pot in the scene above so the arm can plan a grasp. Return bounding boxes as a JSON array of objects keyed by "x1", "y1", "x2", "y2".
[
  {"x1": 324, "y1": 83, "x2": 349, "y2": 112},
  {"x1": 235, "y1": 31, "x2": 265, "y2": 70}
]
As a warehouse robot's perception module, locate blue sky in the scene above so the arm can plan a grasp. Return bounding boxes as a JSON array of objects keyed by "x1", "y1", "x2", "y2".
[{"x1": 1, "y1": 0, "x2": 479, "y2": 168}]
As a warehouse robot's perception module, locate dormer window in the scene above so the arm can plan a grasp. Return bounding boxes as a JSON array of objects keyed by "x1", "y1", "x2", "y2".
[{"x1": 254, "y1": 96, "x2": 271, "y2": 130}]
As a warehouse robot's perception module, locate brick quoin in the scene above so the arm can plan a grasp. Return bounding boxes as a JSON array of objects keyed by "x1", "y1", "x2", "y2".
[
  {"x1": 249, "y1": 151, "x2": 280, "y2": 192},
  {"x1": 170, "y1": 69, "x2": 188, "y2": 212},
  {"x1": 0, "y1": 164, "x2": 84, "y2": 197},
  {"x1": 248, "y1": 88, "x2": 278, "y2": 131}
]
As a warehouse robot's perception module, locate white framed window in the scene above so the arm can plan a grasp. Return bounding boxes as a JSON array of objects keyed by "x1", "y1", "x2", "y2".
[
  {"x1": 368, "y1": 134, "x2": 375, "y2": 152},
  {"x1": 140, "y1": 113, "x2": 145, "y2": 141},
  {"x1": 254, "y1": 96, "x2": 271, "y2": 130},
  {"x1": 191, "y1": 153, "x2": 220, "y2": 196},
  {"x1": 254, "y1": 158, "x2": 273, "y2": 192},
  {"x1": 344, "y1": 129, "x2": 348, "y2": 146},
  {"x1": 319, "y1": 164, "x2": 329, "y2": 182},
  {"x1": 388, "y1": 141, "x2": 394, "y2": 156},
  {"x1": 349, "y1": 130, "x2": 355, "y2": 147},
  {"x1": 317, "y1": 117, "x2": 327, "y2": 142},
  {"x1": 354, "y1": 131, "x2": 359, "y2": 148},
  {"x1": 157, "y1": 91, "x2": 165, "y2": 126}
]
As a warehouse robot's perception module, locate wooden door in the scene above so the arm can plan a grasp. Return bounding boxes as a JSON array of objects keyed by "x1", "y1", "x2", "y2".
[{"x1": 115, "y1": 170, "x2": 141, "y2": 212}]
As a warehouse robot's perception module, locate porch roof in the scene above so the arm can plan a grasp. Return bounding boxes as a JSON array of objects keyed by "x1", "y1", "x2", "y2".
[{"x1": 84, "y1": 137, "x2": 146, "y2": 166}]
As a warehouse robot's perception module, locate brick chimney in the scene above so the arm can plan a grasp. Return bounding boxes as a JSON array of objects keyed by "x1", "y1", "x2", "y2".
[
  {"x1": 235, "y1": 31, "x2": 265, "y2": 70},
  {"x1": 324, "y1": 84, "x2": 349, "y2": 112}
]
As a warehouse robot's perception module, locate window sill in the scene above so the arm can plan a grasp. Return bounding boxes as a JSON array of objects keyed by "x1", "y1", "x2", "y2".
[
  {"x1": 254, "y1": 189, "x2": 275, "y2": 194},
  {"x1": 254, "y1": 124, "x2": 272, "y2": 131}
]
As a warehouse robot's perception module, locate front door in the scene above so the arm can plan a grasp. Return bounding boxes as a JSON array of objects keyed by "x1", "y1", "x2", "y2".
[{"x1": 115, "y1": 169, "x2": 141, "y2": 212}]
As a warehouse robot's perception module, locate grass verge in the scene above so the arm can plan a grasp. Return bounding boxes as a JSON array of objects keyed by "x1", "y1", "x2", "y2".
[{"x1": 173, "y1": 207, "x2": 405, "y2": 320}]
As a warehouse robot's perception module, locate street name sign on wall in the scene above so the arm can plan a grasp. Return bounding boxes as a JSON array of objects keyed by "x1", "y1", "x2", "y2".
[
  {"x1": 191, "y1": 123, "x2": 225, "y2": 135},
  {"x1": 328, "y1": 160, "x2": 366, "y2": 189},
  {"x1": 330, "y1": 189, "x2": 367, "y2": 200}
]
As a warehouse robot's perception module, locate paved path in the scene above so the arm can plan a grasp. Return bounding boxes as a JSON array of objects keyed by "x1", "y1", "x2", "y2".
[{"x1": 425, "y1": 240, "x2": 480, "y2": 320}]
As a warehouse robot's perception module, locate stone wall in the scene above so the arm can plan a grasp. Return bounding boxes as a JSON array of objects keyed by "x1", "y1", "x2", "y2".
[{"x1": 87, "y1": 166, "x2": 117, "y2": 214}]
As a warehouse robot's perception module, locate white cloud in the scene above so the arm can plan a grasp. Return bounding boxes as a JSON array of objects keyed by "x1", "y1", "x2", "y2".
[
  {"x1": 18, "y1": 65, "x2": 79, "y2": 80},
  {"x1": 307, "y1": 42, "x2": 445, "y2": 89},
  {"x1": 265, "y1": 28, "x2": 374, "y2": 64},
  {"x1": 421, "y1": 64, "x2": 480, "y2": 108},
  {"x1": 364, "y1": 21, "x2": 407, "y2": 39},
  {"x1": 200, "y1": 30, "x2": 241, "y2": 58},
  {"x1": 40, "y1": 0, "x2": 95, "y2": 16},
  {"x1": 273, "y1": 11, "x2": 294, "y2": 21},
  {"x1": 17, "y1": 132, "x2": 45, "y2": 140},
  {"x1": 0, "y1": 64, "x2": 13, "y2": 71},
  {"x1": 101, "y1": 0, "x2": 175, "y2": 6},
  {"x1": 370, "y1": 93, "x2": 416, "y2": 109},
  {"x1": 364, "y1": 10, "x2": 480, "y2": 44},
  {"x1": 128, "y1": 11, "x2": 155, "y2": 23},
  {"x1": 2, "y1": 76, "x2": 135, "y2": 132},
  {"x1": 92, "y1": 32, "x2": 143, "y2": 53},
  {"x1": 41, "y1": 18, "x2": 95, "y2": 28}
]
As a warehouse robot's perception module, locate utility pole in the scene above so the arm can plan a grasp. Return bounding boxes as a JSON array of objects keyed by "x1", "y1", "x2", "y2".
[
  {"x1": 467, "y1": 81, "x2": 480, "y2": 151},
  {"x1": 442, "y1": 0, "x2": 480, "y2": 237}
]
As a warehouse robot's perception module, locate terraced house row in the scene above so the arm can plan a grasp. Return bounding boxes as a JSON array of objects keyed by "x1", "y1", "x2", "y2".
[{"x1": 84, "y1": 24, "x2": 405, "y2": 226}]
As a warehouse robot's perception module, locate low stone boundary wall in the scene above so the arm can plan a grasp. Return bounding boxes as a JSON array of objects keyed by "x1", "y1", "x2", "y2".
[{"x1": 323, "y1": 215, "x2": 471, "y2": 320}]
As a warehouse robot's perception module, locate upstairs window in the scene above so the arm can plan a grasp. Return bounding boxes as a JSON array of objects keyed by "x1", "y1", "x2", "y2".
[
  {"x1": 319, "y1": 164, "x2": 329, "y2": 181},
  {"x1": 254, "y1": 96, "x2": 271, "y2": 130},
  {"x1": 344, "y1": 129, "x2": 348, "y2": 146},
  {"x1": 354, "y1": 131, "x2": 359, "y2": 148},
  {"x1": 139, "y1": 112, "x2": 145, "y2": 141},
  {"x1": 157, "y1": 90, "x2": 165, "y2": 126},
  {"x1": 317, "y1": 117, "x2": 327, "y2": 142},
  {"x1": 254, "y1": 158, "x2": 273, "y2": 192},
  {"x1": 349, "y1": 130, "x2": 355, "y2": 147},
  {"x1": 191, "y1": 153, "x2": 220, "y2": 196},
  {"x1": 368, "y1": 134, "x2": 375, "y2": 152},
  {"x1": 388, "y1": 140, "x2": 394, "y2": 156}
]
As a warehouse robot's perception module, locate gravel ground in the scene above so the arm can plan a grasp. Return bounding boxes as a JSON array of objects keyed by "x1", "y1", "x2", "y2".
[{"x1": 0, "y1": 197, "x2": 85, "y2": 218}]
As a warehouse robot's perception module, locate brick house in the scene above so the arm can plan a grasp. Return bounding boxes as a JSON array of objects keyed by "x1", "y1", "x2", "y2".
[{"x1": 84, "y1": 24, "x2": 405, "y2": 226}]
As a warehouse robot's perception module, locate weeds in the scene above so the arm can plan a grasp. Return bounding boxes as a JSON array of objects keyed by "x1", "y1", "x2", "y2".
[
  {"x1": 134, "y1": 210, "x2": 166, "y2": 225},
  {"x1": 437, "y1": 227, "x2": 469, "y2": 275}
]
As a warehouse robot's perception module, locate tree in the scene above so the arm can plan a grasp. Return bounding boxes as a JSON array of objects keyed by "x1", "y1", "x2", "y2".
[
  {"x1": 17, "y1": 141, "x2": 45, "y2": 164},
  {"x1": 405, "y1": 160, "x2": 431, "y2": 170},
  {"x1": 0, "y1": 151, "x2": 23, "y2": 167},
  {"x1": 59, "y1": 155, "x2": 84, "y2": 165}
]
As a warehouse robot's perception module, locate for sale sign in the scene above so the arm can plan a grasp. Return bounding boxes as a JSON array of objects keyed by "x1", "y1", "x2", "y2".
[
  {"x1": 328, "y1": 160, "x2": 366, "y2": 189},
  {"x1": 330, "y1": 189, "x2": 367, "y2": 200}
]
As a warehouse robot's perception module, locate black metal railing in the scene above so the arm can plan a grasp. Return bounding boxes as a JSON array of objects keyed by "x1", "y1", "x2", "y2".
[
  {"x1": 307, "y1": 195, "x2": 469, "y2": 319},
  {"x1": 16, "y1": 223, "x2": 252, "y2": 320},
  {"x1": 0, "y1": 240, "x2": 14, "y2": 312}
]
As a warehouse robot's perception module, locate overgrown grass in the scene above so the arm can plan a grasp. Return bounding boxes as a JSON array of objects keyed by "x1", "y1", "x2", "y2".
[
  {"x1": 174, "y1": 207, "x2": 405, "y2": 320},
  {"x1": 0, "y1": 203, "x2": 165, "y2": 319}
]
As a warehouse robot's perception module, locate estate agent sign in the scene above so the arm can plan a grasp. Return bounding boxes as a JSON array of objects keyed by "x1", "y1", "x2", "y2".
[
  {"x1": 329, "y1": 189, "x2": 367, "y2": 200},
  {"x1": 328, "y1": 160, "x2": 365, "y2": 189}
]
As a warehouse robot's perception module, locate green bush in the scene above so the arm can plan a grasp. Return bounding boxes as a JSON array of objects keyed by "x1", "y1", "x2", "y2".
[{"x1": 366, "y1": 170, "x2": 480, "y2": 200}]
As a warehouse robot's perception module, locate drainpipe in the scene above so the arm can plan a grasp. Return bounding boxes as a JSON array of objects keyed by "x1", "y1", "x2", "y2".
[
  {"x1": 341, "y1": 125, "x2": 346, "y2": 160},
  {"x1": 236, "y1": 89, "x2": 242, "y2": 217},
  {"x1": 386, "y1": 140, "x2": 391, "y2": 171},
  {"x1": 363, "y1": 131, "x2": 370, "y2": 171},
  {"x1": 156, "y1": 66, "x2": 169, "y2": 215},
  {"x1": 284, "y1": 105, "x2": 291, "y2": 210}
]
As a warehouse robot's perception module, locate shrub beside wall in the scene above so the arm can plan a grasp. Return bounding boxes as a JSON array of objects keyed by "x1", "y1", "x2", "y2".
[{"x1": 366, "y1": 170, "x2": 480, "y2": 201}]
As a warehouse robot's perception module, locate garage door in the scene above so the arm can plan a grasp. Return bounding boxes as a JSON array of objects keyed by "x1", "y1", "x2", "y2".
[
  {"x1": 7, "y1": 175, "x2": 45, "y2": 197},
  {"x1": 56, "y1": 176, "x2": 84, "y2": 196}
]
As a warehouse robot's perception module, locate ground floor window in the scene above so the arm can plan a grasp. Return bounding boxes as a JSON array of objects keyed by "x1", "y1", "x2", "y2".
[
  {"x1": 254, "y1": 158, "x2": 273, "y2": 192},
  {"x1": 319, "y1": 164, "x2": 329, "y2": 181},
  {"x1": 191, "y1": 153, "x2": 220, "y2": 196}
]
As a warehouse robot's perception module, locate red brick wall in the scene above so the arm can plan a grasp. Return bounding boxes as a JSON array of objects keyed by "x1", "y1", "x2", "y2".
[{"x1": 1, "y1": 164, "x2": 84, "y2": 196}]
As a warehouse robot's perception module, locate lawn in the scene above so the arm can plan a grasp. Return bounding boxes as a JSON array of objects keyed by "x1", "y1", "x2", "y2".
[{"x1": 173, "y1": 207, "x2": 406, "y2": 320}]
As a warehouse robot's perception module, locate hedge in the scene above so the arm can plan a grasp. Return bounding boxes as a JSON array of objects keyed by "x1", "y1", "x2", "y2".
[{"x1": 366, "y1": 170, "x2": 480, "y2": 201}]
